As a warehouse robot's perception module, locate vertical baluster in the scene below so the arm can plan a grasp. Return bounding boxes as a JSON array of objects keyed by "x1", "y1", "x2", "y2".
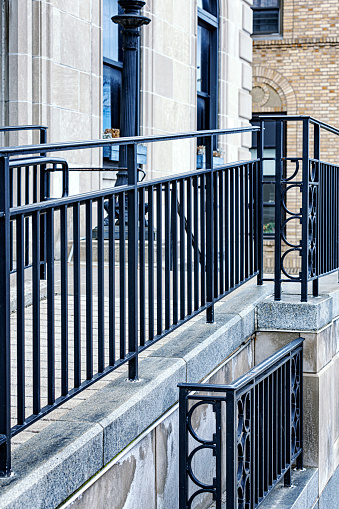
[
  {"x1": 60, "y1": 206, "x2": 68, "y2": 396},
  {"x1": 33, "y1": 165, "x2": 38, "y2": 203},
  {"x1": 97, "y1": 198, "x2": 105, "y2": 373},
  {"x1": 157, "y1": 183, "x2": 162, "y2": 335},
  {"x1": 274, "y1": 121, "x2": 283, "y2": 301},
  {"x1": 9, "y1": 168, "x2": 13, "y2": 272},
  {"x1": 171, "y1": 182, "x2": 178, "y2": 324},
  {"x1": 148, "y1": 187, "x2": 154, "y2": 337},
  {"x1": 119, "y1": 192, "x2": 126, "y2": 356},
  {"x1": 187, "y1": 177, "x2": 192, "y2": 315},
  {"x1": 139, "y1": 189, "x2": 146, "y2": 344},
  {"x1": 86, "y1": 201, "x2": 93, "y2": 379},
  {"x1": 200, "y1": 174, "x2": 206, "y2": 307},
  {"x1": 225, "y1": 169, "x2": 229, "y2": 292},
  {"x1": 240, "y1": 165, "x2": 244, "y2": 283},
  {"x1": 244, "y1": 164, "x2": 249, "y2": 279},
  {"x1": 193, "y1": 176, "x2": 199, "y2": 311},
  {"x1": 249, "y1": 163, "x2": 254, "y2": 277},
  {"x1": 164, "y1": 182, "x2": 171, "y2": 330},
  {"x1": 230, "y1": 166, "x2": 235, "y2": 289},
  {"x1": 225, "y1": 390, "x2": 237, "y2": 509},
  {"x1": 73, "y1": 203, "x2": 81, "y2": 388},
  {"x1": 257, "y1": 121, "x2": 264, "y2": 284},
  {"x1": 109, "y1": 196, "x2": 115, "y2": 365},
  {"x1": 25, "y1": 166, "x2": 30, "y2": 267},
  {"x1": 213, "y1": 171, "x2": 218, "y2": 297},
  {"x1": 179, "y1": 179, "x2": 185, "y2": 320},
  {"x1": 269, "y1": 374, "x2": 273, "y2": 486},
  {"x1": 17, "y1": 167, "x2": 21, "y2": 206},
  {"x1": 206, "y1": 136, "x2": 214, "y2": 322},
  {"x1": 259, "y1": 381, "x2": 264, "y2": 499},
  {"x1": 284, "y1": 359, "x2": 291, "y2": 486},
  {"x1": 127, "y1": 144, "x2": 138, "y2": 380},
  {"x1": 301, "y1": 119, "x2": 310, "y2": 302},
  {"x1": 219, "y1": 170, "x2": 224, "y2": 294},
  {"x1": 17, "y1": 214, "x2": 25, "y2": 424},
  {"x1": 46, "y1": 208, "x2": 55, "y2": 405},
  {"x1": 234, "y1": 166, "x2": 240, "y2": 286},
  {"x1": 32, "y1": 211, "x2": 41, "y2": 414}
]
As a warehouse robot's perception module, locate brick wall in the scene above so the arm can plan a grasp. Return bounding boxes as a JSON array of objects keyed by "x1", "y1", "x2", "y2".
[{"x1": 252, "y1": 0, "x2": 339, "y2": 275}]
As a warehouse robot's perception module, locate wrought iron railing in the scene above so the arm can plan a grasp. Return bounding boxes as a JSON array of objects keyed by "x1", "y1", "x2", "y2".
[
  {"x1": 178, "y1": 337, "x2": 304, "y2": 509},
  {"x1": 0, "y1": 126, "x2": 262, "y2": 475},
  {"x1": 256, "y1": 115, "x2": 339, "y2": 301}
]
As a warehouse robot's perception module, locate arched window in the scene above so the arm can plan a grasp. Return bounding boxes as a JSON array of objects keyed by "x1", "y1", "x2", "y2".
[
  {"x1": 103, "y1": 0, "x2": 123, "y2": 132},
  {"x1": 197, "y1": 0, "x2": 218, "y2": 136}
]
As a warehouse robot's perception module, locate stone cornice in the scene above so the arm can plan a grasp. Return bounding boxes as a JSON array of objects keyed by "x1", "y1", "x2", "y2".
[{"x1": 253, "y1": 36, "x2": 339, "y2": 48}]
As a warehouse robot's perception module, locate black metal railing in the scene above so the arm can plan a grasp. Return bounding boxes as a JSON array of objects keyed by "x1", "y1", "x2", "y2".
[
  {"x1": 256, "y1": 115, "x2": 339, "y2": 301},
  {"x1": 0, "y1": 126, "x2": 262, "y2": 475},
  {"x1": 178, "y1": 337, "x2": 304, "y2": 509}
]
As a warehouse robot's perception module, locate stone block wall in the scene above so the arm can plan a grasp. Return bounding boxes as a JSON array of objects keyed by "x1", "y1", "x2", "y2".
[{"x1": 256, "y1": 294, "x2": 339, "y2": 496}]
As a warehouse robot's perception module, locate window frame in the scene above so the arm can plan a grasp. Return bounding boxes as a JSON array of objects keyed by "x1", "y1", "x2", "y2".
[
  {"x1": 252, "y1": 0, "x2": 282, "y2": 37},
  {"x1": 197, "y1": 2, "x2": 219, "y2": 140}
]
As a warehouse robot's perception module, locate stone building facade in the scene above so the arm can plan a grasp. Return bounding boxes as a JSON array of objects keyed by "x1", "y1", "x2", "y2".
[
  {"x1": 252, "y1": 0, "x2": 339, "y2": 274},
  {"x1": 0, "y1": 0, "x2": 254, "y2": 195}
]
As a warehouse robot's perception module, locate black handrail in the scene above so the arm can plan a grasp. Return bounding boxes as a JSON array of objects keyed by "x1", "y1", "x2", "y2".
[{"x1": 0, "y1": 126, "x2": 263, "y2": 476}]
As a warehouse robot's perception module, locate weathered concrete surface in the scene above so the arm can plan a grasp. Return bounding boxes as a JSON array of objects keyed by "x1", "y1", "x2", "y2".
[
  {"x1": 61, "y1": 341, "x2": 255, "y2": 509},
  {"x1": 0, "y1": 422, "x2": 103, "y2": 509},
  {"x1": 258, "y1": 468, "x2": 318, "y2": 509},
  {"x1": 257, "y1": 294, "x2": 333, "y2": 331},
  {"x1": 318, "y1": 464, "x2": 339, "y2": 509}
]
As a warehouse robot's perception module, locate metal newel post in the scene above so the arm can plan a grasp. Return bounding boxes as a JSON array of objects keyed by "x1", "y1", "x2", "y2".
[
  {"x1": 274, "y1": 120, "x2": 283, "y2": 301},
  {"x1": 0, "y1": 155, "x2": 11, "y2": 476},
  {"x1": 39, "y1": 127, "x2": 47, "y2": 279},
  {"x1": 257, "y1": 121, "x2": 264, "y2": 286},
  {"x1": 206, "y1": 135, "x2": 214, "y2": 323},
  {"x1": 301, "y1": 119, "x2": 310, "y2": 302},
  {"x1": 113, "y1": 0, "x2": 151, "y2": 185}
]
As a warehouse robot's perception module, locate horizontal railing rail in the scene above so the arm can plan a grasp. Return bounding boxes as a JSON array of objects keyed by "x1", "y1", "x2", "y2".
[
  {"x1": 178, "y1": 337, "x2": 304, "y2": 509},
  {"x1": 255, "y1": 115, "x2": 339, "y2": 301},
  {"x1": 0, "y1": 125, "x2": 263, "y2": 476}
]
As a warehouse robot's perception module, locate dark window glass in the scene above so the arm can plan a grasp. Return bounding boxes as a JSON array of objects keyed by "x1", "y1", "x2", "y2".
[
  {"x1": 197, "y1": 25, "x2": 210, "y2": 94},
  {"x1": 253, "y1": 0, "x2": 279, "y2": 7},
  {"x1": 197, "y1": 95, "x2": 208, "y2": 132},
  {"x1": 103, "y1": 65, "x2": 121, "y2": 131},
  {"x1": 252, "y1": 0, "x2": 280, "y2": 35},
  {"x1": 103, "y1": 1, "x2": 123, "y2": 62},
  {"x1": 197, "y1": 1, "x2": 218, "y2": 147},
  {"x1": 197, "y1": 0, "x2": 217, "y2": 16},
  {"x1": 103, "y1": 0, "x2": 123, "y2": 132}
]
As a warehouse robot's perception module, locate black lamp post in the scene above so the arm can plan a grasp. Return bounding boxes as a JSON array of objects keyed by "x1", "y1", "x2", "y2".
[{"x1": 112, "y1": 0, "x2": 151, "y2": 186}]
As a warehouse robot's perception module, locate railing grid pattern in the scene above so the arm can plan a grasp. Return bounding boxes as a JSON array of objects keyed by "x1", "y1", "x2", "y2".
[{"x1": 178, "y1": 337, "x2": 304, "y2": 509}]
